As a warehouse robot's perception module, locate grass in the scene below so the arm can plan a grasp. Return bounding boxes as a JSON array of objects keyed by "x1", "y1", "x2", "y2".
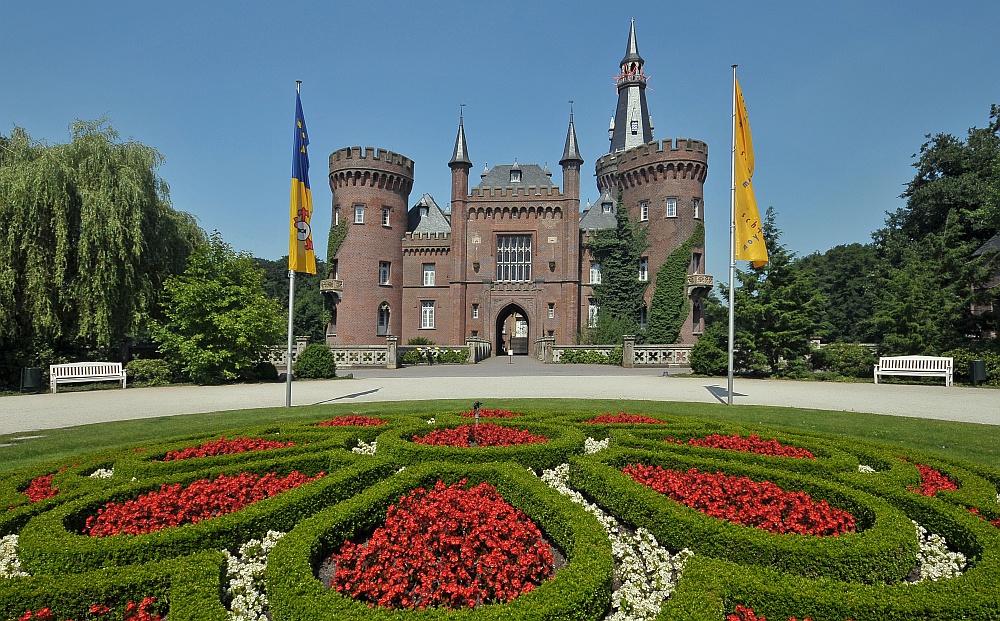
[{"x1": 2, "y1": 398, "x2": 998, "y2": 473}]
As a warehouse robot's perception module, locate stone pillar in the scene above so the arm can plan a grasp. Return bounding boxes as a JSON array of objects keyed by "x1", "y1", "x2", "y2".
[
  {"x1": 386, "y1": 335, "x2": 398, "y2": 369},
  {"x1": 464, "y1": 338, "x2": 478, "y2": 364},
  {"x1": 295, "y1": 335, "x2": 310, "y2": 357},
  {"x1": 540, "y1": 337, "x2": 555, "y2": 364},
  {"x1": 622, "y1": 335, "x2": 636, "y2": 368}
]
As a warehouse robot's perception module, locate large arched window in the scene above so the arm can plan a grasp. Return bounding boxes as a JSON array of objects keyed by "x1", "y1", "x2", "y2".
[{"x1": 377, "y1": 303, "x2": 390, "y2": 336}]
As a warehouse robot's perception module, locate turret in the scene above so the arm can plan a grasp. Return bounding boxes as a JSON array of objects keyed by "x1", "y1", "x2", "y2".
[
  {"x1": 559, "y1": 107, "x2": 584, "y2": 201},
  {"x1": 610, "y1": 20, "x2": 654, "y2": 153}
]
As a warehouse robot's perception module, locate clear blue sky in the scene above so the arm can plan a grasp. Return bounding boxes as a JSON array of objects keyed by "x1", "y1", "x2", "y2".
[{"x1": 2, "y1": 1, "x2": 997, "y2": 279}]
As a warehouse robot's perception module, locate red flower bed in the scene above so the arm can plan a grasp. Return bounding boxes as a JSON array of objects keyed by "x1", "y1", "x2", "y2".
[
  {"x1": 968, "y1": 507, "x2": 1000, "y2": 528},
  {"x1": 458, "y1": 407, "x2": 520, "y2": 418},
  {"x1": 908, "y1": 463, "x2": 958, "y2": 496},
  {"x1": 583, "y1": 412, "x2": 664, "y2": 425},
  {"x1": 314, "y1": 416, "x2": 387, "y2": 427},
  {"x1": 159, "y1": 436, "x2": 295, "y2": 461},
  {"x1": 23, "y1": 474, "x2": 58, "y2": 502},
  {"x1": 412, "y1": 423, "x2": 548, "y2": 447},
  {"x1": 329, "y1": 479, "x2": 553, "y2": 609},
  {"x1": 678, "y1": 433, "x2": 815, "y2": 459},
  {"x1": 623, "y1": 464, "x2": 855, "y2": 536},
  {"x1": 727, "y1": 604, "x2": 854, "y2": 621},
  {"x1": 83, "y1": 471, "x2": 323, "y2": 536},
  {"x1": 17, "y1": 597, "x2": 161, "y2": 621}
]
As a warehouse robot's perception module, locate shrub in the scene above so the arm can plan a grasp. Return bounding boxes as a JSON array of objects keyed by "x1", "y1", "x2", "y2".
[
  {"x1": 406, "y1": 336, "x2": 435, "y2": 346},
  {"x1": 241, "y1": 361, "x2": 279, "y2": 383},
  {"x1": 691, "y1": 324, "x2": 728, "y2": 375},
  {"x1": 943, "y1": 346, "x2": 1000, "y2": 385},
  {"x1": 811, "y1": 342, "x2": 876, "y2": 378},
  {"x1": 293, "y1": 344, "x2": 336, "y2": 379},
  {"x1": 125, "y1": 359, "x2": 173, "y2": 386},
  {"x1": 560, "y1": 348, "x2": 619, "y2": 365}
]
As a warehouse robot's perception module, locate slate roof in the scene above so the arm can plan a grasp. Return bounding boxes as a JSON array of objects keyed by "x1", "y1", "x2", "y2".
[
  {"x1": 973, "y1": 233, "x2": 1000, "y2": 257},
  {"x1": 475, "y1": 163, "x2": 556, "y2": 190},
  {"x1": 579, "y1": 188, "x2": 617, "y2": 230},
  {"x1": 407, "y1": 193, "x2": 451, "y2": 234}
]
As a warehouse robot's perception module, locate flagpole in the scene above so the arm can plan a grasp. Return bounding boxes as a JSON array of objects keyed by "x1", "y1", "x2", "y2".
[
  {"x1": 285, "y1": 80, "x2": 302, "y2": 408},
  {"x1": 727, "y1": 65, "x2": 738, "y2": 407}
]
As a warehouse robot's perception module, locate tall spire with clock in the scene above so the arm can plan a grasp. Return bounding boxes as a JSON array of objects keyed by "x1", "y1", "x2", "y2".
[{"x1": 609, "y1": 20, "x2": 654, "y2": 153}]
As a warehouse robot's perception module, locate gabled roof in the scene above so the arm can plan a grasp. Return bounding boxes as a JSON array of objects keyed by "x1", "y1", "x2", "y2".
[
  {"x1": 973, "y1": 233, "x2": 1000, "y2": 257},
  {"x1": 407, "y1": 193, "x2": 451, "y2": 234},
  {"x1": 475, "y1": 163, "x2": 556, "y2": 190},
  {"x1": 579, "y1": 188, "x2": 617, "y2": 230}
]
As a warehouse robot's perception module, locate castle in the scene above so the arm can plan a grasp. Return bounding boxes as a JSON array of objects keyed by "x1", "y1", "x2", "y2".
[{"x1": 321, "y1": 22, "x2": 712, "y2": 354}]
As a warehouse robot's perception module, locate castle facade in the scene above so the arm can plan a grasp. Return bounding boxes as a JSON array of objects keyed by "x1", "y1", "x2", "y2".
[{"x1": 322, "y1": 22, "x2": 712, "y2": 354}]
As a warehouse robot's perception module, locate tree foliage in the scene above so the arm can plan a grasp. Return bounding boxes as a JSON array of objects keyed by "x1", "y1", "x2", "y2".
[
  {"x1": 648, "y1": 223, "x2": 704, "y2": 344},
  {"x1": 255, "y1": 257, "x2": 329, "y2": 344},
  {"x1": 152, "y1": 232, "x2": 284, "y2": 384},
  {"x1": 792, "y1": 243, "x2": 878, "y2": 343},
  {"x1": 583, "y1": 193, "x2": 648, "y2": 344},
  {"x1": 0, "y1": 120, "x2": 202, "y2": 387}
]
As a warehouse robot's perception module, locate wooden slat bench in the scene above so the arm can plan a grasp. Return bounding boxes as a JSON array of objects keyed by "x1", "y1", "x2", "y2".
[
  {"x1": 50, "y1": 362, "x2": 127, "y2": 393},
  {"x1": 874, "y1": 355, "x2": 953, "y2": 387}
]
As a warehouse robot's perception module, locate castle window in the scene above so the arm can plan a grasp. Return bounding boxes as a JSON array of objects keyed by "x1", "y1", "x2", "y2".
[
  {"x1": 331, "y1": 260, "x2": 338, "y2": 279},
  {"x1": 422, "y1": 263, "x2": 435, "y2": 286},
  {"x1": 639, "y1": 257, "x2": 649, "y2": 282},
  {"x1": 548, "y1": 303, "x2": 555, "y2": 319},
  {"x1": 588, "y1": 299, "x2": 599, "y2": 328},
  {"x1": 496, "y1": 235, "x2": 531, "y2": 282},
  {"x1": 639, "y1": 306, "x2": 648, "y2": 330},
  {"x1": 419, "y1": 205, "x2": 429, "y2": 217},
  {"x1": 329, "y1": 307, "x2": 337, "y2": 336},
  {"x1": 693, "y1": 197, "x2": 701, "y2": 219},
  {"x1": 602, "y1": 202, "x2": 613, "y2": 214},
  {"x1": 590, "y1": 262, "x2": 602, "y2": 285},
  {"x1": 472, "y1": 303, "x2": 479, "y2": 319},
  {"x1": 377, "y1": 303, "x2": 390, "y2": 336},
  {"x1": 354, "y1": 205, "x2": 365, "y2": 224},
  {"x1": 630, "y1": 120, "x2": 639, "y2": 135},
  {"x1": 382, "y1": 206, "x2": 391, "y2": 227},
  {"x1": 378, "y1": 261, "x2": 391, "y2": 285},
  {"x1": 640, "y1": 201, "x2": 649, "y2": 222},
  {"x1": 334, "y1": 206, "x2": 340, "y2": 225},
  {"x1": 666, "y1": 198, "x2": 677, "y2": 218},
  {"x1": 510, "y1": 169, "x2": 521, "y2": 183},
  {"x1": 692, "y1": 252, "x2": 702, "y2": 273},
  {"x1": 420, "y1": 300, "x2": 435, "y2": 329}
]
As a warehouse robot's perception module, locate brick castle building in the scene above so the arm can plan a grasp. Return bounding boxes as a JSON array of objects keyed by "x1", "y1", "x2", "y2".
[{"x1": 322, "y1": 22, "x2": 712, "y2": 354}]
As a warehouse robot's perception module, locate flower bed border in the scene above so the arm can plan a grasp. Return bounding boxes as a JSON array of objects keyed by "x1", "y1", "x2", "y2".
[{"x1": 265, "y1": 461, "x2": 613, "y2": 621}]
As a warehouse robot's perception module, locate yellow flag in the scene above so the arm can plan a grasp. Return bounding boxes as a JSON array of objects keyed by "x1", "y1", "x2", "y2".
[
  {"x1": 734, "y1": 76, "x2": 768, "y2": 268},
  {"x1": 289, "y1": 90, "x2": 317, "y2": 274}
]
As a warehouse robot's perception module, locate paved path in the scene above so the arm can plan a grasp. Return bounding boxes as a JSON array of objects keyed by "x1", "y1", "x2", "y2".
[{"x1": 2, "y1": 356, "x2": 997, "y2": 436}]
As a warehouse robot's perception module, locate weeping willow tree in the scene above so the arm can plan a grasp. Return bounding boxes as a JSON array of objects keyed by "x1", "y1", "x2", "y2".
[{"x1": 0, "y1": 119, "x2": 203, "y2": 387}]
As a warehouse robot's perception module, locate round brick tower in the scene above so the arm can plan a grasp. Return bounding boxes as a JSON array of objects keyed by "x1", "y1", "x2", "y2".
[{"x1": 326, "y1": 146, "x2": 414, "y2": 345}]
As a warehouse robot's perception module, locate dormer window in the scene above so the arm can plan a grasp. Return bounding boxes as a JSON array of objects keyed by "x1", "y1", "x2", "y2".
[
  {"x1": 510, "y1": 169, "x2": 521, "y2": 183},
  {"x1": 419, "y1": 206, "x2": 429, "y2": 218},
  {"x1": 602, "y1": 202, "x2": 613, "y2": 214}
]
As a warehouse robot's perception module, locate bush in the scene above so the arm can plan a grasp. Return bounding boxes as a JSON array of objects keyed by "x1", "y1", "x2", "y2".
[
  {"x1": 241, "y1": 361, "x2": 279, "y2": 383},
  {"x1": 560, "y1": 348, "x2": 619, "y2": 365},
  {"x1": 406, "y1": 337, "x2": 435, "y2": 346},
  {"x1": 125, "y1": 359, "x2": 173, "y2": 386},
  {"x1": 293, "y1": 344, "x2": 336, "y2": 379},
  {"x1": 691, "y1": 324, "x2": 728, "y2": 376},
  {"x1": 811, "y1": 342, "x2": 876, "y2": 378},
  {"x1": 943, "y1": 347, "x2": 1000, "y2": 385}
]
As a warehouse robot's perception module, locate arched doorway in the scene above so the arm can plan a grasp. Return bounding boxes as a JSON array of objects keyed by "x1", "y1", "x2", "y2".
[{"x1": 495, "y1": 303, "x2": 529, "y2": 355}]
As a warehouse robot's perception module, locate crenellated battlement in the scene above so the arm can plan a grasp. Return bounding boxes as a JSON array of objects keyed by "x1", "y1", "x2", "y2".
[
  {"x1": 470, "y1": 185, "x2": 563, "y2": 199},
  {"x1": 330, "y1": 146, "x2": 414, "y2": 173},
  {"x1": 595, "y1": 137, "x2": 709, "y2": 192},
  {"x1": 404, "y1": 231, "x2": 451, "y2": 241},
  {"x1": 329, "y1": 146, "x2": 414, "y2": 194}
]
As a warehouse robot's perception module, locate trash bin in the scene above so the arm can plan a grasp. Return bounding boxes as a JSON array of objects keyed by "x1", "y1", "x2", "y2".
[
  {"x1": 969, "y1": 360, "x2": 987, "y2": 386},
  {"x1": 21, "y1": 367, "x2": 43, "y2": 391}
]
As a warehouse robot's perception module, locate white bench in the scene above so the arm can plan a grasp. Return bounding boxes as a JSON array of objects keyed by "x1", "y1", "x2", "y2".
[
  {"x1": 50, "y1": 362, "x2": 127, "y2": 393},
  {"x1": 874, "y1": 355, "x2": 953, "y2": 387}
]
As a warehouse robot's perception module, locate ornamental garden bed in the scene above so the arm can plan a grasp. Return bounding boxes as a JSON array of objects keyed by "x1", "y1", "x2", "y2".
[{"x1": 2, "y1": 409, "x2": 999, "y2": 620}]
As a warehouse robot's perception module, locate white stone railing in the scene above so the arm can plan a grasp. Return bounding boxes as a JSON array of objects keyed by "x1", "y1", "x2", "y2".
[
  {"x1": 633, "y1": 344, "x2": 692, "y2": 367},
  {"x1": 332, "y1": 346, "x2": 388, "y2": 368}
]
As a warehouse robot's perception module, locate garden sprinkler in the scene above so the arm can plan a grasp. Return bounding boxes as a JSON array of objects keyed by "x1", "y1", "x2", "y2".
[{"x1": 473, "y1": 400, "x2": 482, "y2": 430}]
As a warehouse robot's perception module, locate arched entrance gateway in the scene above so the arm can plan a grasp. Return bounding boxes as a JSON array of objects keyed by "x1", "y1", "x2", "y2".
[{"x1": 495, "y1": 303, "x2": 529, "y2": 355}]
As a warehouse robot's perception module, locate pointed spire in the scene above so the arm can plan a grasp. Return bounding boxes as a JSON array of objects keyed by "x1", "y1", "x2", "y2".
[
  {"x1": 621, "y1": 18, "x2": 643, "y2": 66},
  {"x1": 449, "y1": 106, "x2": 472, "y2": 168},
  {"x1": 560, "y1": 102, "x2": 584, "y2": 166}
]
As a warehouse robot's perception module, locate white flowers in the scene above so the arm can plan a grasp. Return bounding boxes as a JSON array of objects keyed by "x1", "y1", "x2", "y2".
[
  {"x1": 0, "y1": 535, "x2": 30, "y2": 578},
  {"x1": 857, "y1": 464, "x2": 876, "y2": 473},
  {"x1": 352, "y1": 439, "x2": 377, "y2": 456},
  {"x1": 222, "y1": 530, "x2": 285, "y2": 621},
  {"x1": 426, "y1": 418, "x2": 436, "y2": 425},
  {"x1": 911, "y1": 520, "x2": 966, "y2": 582},
  {"x1": 540, "y1": 463, "x2": 692, "y2": 621},
  {"x1": 90, "y1": 468, "x2": 114, "y2": 479},
  {"x1": 584, "y1": 436, "x2": 610, "y2": 454}
]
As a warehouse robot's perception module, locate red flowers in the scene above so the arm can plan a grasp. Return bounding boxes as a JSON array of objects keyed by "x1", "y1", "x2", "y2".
[
  {"x1": 159, "y1": 437, "x2": 295, "y2": 461},
  {"x1": 23, "y1": 474, "x2": 58, "y2": 502},
  {"x1": 82, "y1": 471, "x2": 323, "y2": 536},
  {"x1": 458, "y1": 407, "x2": 520, "y2": 418},
  {"x1": 314, "y1": 416, "x2": 387, "y2": 427},
  {"x1": 968, "y1": 507, "x2": 1000, "y2": 528},
  {"x1": 413, "y1": 423, "x2": 548, "y2": 447},
  {"x1": 584, "y1": 412, "x2": 664, "y2": 424},
  {"x1": 623, "y1": 464, "x2": 855, "y2": 536},
  {"x1": 675, "y1": 434, "x2": 815, "y2": 459},
  {"x1": 727, "y1": 604, "x2": 854, "y2": 621},
  {"x1": 330, "y1": 479, "x2": 553, "y2": 609},
  {"x1": 16, "y1": 597, "x2": 161, "y2": 621},
  {"x1": 908, "y1": 463, "x2": 958, "y2": 497}
]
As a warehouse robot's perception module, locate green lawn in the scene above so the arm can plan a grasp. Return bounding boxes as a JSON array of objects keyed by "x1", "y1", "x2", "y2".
[{"x1": 2, "y1": 398, "x2": 998, "y2": 472}]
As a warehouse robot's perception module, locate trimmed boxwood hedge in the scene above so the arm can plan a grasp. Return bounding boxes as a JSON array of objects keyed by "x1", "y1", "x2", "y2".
[{"x1": 1, "y1": 408, "x2": 999, "y2": 620}]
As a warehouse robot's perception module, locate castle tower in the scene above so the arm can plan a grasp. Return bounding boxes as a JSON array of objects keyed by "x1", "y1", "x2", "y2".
[
  {"x1": 610, "y1": 19, "x2": 654, "y2": 154},
  {"x1": 448, "y1": 111, "x2": 473, "y2": 344},
  {"x1": 594, "y1": 22, "x2": 712, "y2": 343},
  {"x1": 326, "y1": 146, "x2": 414, "y2": 345}
]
